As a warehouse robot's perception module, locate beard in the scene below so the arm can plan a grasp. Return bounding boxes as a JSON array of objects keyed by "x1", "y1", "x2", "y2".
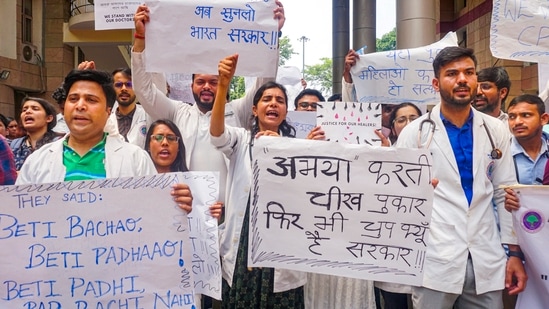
[
  {"x1": 193, "y1": 91, "x2": 215, "y2": 112},
  {"x1": 117, "y1": 93, "x2": 136, "y2": 107},
  {"x1": 472, "y1": 95, "x2": 498, "y2": 113},
  {"x1": 440, "y1": 85, "x2": 476, "y2": 108}
]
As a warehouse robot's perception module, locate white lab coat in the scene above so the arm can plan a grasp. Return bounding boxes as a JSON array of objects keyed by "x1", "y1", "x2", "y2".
[
  {"x1": 109, "y1": 102, "x2": 152, "y2": 149},
  {"x1": 211, "y1": 127, "x2": 307, "y2": 293},
  {"x1": 16, "y1": 135, "x2": 157, "y2": 184},
  {"x1": 396, "y1": 104, "x2": 517, "y2": 294}
]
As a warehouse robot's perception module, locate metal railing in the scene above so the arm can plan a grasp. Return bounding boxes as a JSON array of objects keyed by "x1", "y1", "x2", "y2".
[{"x1": 70, "y1": 0, "x2": 94, "y2": 17}]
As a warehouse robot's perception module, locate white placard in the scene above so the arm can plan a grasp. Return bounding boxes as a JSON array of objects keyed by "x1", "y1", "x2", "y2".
[
  {"x1": 0, "y1": 172, "x2": 218, "y2": 308},
  {"x1": 145, "y1": 0, "x2": 279, "y2": 76},
  {"x1": 490, "y1": 0, "x2": 549, "y2": 63},
  {"x1": 286, "y1": 110, "x2": 316, "y2": 139},
  {"x1": 249, "y1": 137, "x2": 434, "y2": 286},
  {"x1": 317, "y1": 101, "x2": 382, "y2": 145},
  {"x1": 182, "y1": 172, "x2": 221, "y2": 300},
  {"x1": 507, "y1": 185, "x2": 549, "y2": 309},
  {"x1": 350, "y1": 32, "x2": 457, "y2": 105},
  {"x1": 166, "y1": 73, "x2": 194, "y2": 103},
  {"x1": 94, "y1": 0, "x2": 140, "y2": 30}
]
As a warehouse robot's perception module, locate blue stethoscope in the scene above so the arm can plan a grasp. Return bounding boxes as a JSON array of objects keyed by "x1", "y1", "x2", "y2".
[{"x1": 418, "y1": 112, "x2": 502, "y2": 160}]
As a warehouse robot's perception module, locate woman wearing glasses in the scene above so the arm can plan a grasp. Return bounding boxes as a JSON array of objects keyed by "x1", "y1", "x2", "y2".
[
  {"x1": 144, "y1": 119, "x2": 222, "y2": 216},
  {"x1": 388, "y1": 102, "x2": 422, "y2": 145},
  {"x1": 144, "y1": 119, "x2": 188, "y2": 173}
]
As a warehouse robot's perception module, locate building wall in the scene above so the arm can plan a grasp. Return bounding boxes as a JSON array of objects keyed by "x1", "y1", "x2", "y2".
[
  {"x1": 44, "y1": 0, "x2": 75, "y2": 102},
  {"x1": 0, "y1": 0, "x2": 74, "y2": 119}
]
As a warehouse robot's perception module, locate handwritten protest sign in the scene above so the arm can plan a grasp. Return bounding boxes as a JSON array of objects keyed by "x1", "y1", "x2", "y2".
[
  {"x1": 166, "y1": 73, "x2": 194, "y2": 103},
  {"x1": 145, "y1": 0, "x2": 279, "y2": 77},
  {"x1": 286, "y1": 111, "x2": 316, "y2": 139},
  {"x1": 0, "y1": 172, "x2": 218, "y2": 308},
  {"x1": 249, "y1": 137, "x2": 434, "y2": 286},
  {"x1": 94, "y1": 0, "x2": 140, "y2": 30},
  {"x1": 507, "y1": 185, "x2": 549, "y2": 309},
  {"x1": 317, "y1": 102, "x2": 382, "y2": 145},
  {"x1": 277, "y1": 66, "x2": 304, "y2": 106},
  {"x1": 181, "y1": 172, "x2": 221, "y2": 300},
  {"x1": 350, "y1": 32, "x2": 457, "y2": 105},
  {"x1": 490, "y1": 0, "x2": 549, "y2": 63}
]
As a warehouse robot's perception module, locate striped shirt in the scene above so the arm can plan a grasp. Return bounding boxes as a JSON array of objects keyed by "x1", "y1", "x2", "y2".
[{"x1": 63, "y1": 134, "x2": 107, "y2": 181}]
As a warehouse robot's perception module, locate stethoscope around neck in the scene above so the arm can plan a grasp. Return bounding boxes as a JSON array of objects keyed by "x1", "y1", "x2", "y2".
[{"x1": 418, "y1": 112, "x2": 502, "y2": 160}]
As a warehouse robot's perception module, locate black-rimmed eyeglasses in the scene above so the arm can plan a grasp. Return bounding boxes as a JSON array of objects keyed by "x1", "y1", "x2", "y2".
[{"x1": 150, "y1": 134, "x2": 180, "y2": 143}]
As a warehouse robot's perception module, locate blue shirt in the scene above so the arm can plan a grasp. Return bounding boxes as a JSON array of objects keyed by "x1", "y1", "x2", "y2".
[
  {"x1": 511, "y1": 132, "x2": 549, "y2": 184},
  {"x1": 441, "y1": 109, "x2": 474, "y2": 205}
]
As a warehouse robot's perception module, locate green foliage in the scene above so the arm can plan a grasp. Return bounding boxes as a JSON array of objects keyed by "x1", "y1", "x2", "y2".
[
  {"x1": 279, "y1": 35, "x2": 296, "y2": 65},
  {"x1": 229, "y1": 76, "x2": 246, "y2": 100},
  {"x1": 376, "y1": 27, "x2": 396, "y2": 52},
  {"x1": 303, "y1": 57, "x2": 333, "y2": 95}
]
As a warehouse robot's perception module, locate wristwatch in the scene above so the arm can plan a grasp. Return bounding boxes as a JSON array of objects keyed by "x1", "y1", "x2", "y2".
[{"x1": 508, "y1": 250, "x2": 525, "y2": 261}]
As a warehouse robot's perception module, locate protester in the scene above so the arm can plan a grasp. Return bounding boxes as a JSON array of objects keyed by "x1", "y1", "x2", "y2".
[
  {"x1": 396, "y1": 46, "x2": 525, "y2": 308},
  {"x1": 210, "y1": 54, "x2": 305, "y2": 308},
  {"x1": 388, "y1": 102, "x2": 422, "y2": 145},
  {"x1": 10, "y1": 97, "x2": 62, "y2": 170},
  {"x1": 503, "y1": 94, "x2": 548, "y2": 309},
  {"x1": 508, "y1": 94, "x2": 549, "y2": 184},
  {"x1": 473, "y1": 66, "x2": 511, "y2": 121},
  {"x1": 6, "y1": 117, "x2": 22, "y2": 140},
  {"x1": 108, "y1": 67, "x2": 151, "y2": 148},
  {"x1": 294, "y1": 88, "x2": 325, "y2": 111},
  {"x1": 0, "y1": 135, "x2": 17, "y2": 185},
  {"x1": 504, "y1": 94, "x2": 549, "y2": 210},
  {"x1": 144, "y1": 119, "x2": 223, "y2": 219},
  {"x1": 145, "y1": 119, "x2": 188, "y2": 173}
]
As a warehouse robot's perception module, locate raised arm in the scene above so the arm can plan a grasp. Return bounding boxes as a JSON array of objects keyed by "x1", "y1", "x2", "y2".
[
  {"x1": 132, "y1": 5, "x2": 148, "y2": 53},
  {"x1": 342, "y1": 49, "x2": 359, "y2": 102},
  {"x1": 211, "y1": 54, "x2": 239, "y2": 137}
]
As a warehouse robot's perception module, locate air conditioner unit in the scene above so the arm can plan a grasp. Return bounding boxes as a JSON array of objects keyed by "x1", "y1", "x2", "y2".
[{"x1": 21, "y1": 44, "x2": 38, "y2": 64}]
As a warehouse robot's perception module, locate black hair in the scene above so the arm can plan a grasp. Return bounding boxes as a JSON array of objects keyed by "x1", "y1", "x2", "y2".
[
  {"x1": 294, "y1": 88, "x2": 326, "y2": 108},
  {"x1": 251, "y1": 81, "x2": 295, "y2": 138},
  {"x1": 21, "y1": 97, "x2": 58, "y2": 131},
  {"x1": 0, "y1": 114, "x2": 9, "y2": 128},
  {"x1": 144, "y1": 119, "x2": 188, "y2": 173},
  {"x1": 477, "y1": 66, "x2": 511, "y2": 104},
  {"x1": 112, "y1": 67, "x2": 132, "y2": 78},
  {"x1": 508, "y1": 94, "x2": 545, "y2": 115},
  {"x1": 52, "y1": 85, "x2": 66, "y2": 105},
  {"x1": 63, "y1": 70, "x2": 117, "y2": 108},
  {"x1": 388, "y1": 102, "x2": 422, "y2": 144},
  {"x1": 327, "y1": 93, "x2": 342, "y2": 101},
  {"x1": 433, "y1": 46, "x2": 477, "y2": 79}
]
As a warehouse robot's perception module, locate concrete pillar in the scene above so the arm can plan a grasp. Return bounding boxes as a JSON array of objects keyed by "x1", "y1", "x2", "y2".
[
  {"x1": 396, "y1": 0, "x2": 436, "y2": 49},
  {"x1": 352, "y1": 0, "x2": 376, "y2": 54},
  {"x1": 332, "y1": 0, "x2": 350, "y2": 94}
]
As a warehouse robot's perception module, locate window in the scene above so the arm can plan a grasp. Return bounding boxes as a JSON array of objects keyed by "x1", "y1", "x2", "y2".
[
  {"x1": 457, "y1": 28, "x2": 467, "y2": 48},
  {"x1": 22, "y1": 0, "x2": 33, "y2": 43},
  {"x1": 455, "y1": 0, "x2": 467, "y2": 12}
]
